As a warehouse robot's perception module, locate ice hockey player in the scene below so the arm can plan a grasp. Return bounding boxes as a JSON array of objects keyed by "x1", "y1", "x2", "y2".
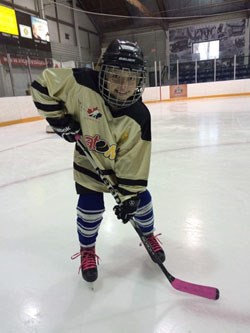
[{"x1": 31, "y1": 39, "x2": 165, "y2": 284}]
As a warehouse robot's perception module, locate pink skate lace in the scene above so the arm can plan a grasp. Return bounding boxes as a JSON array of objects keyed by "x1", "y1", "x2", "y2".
[
  {"x1": 140, "y1": 233, "x2": 163, "y2": 253},
  {"x1": 71, "y1": 248, "x2": 100, "y2": 274}
]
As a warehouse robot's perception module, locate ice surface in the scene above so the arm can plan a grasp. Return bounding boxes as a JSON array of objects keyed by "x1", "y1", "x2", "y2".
[{"x1": 1, "y1": 96, "x2": 250, "y2": 332}]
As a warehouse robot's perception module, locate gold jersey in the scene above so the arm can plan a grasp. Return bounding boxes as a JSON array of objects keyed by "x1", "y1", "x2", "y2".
[{"x1": 31, "y1": 68, "x2": 151, "y2": 202}]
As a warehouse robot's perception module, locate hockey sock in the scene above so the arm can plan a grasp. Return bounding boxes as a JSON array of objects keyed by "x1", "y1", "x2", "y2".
[
  {"x1": 134, "y1": 190, "x2": 154, "y2": 235},
  {"x1": 76, "y1": 192, "x2": 105, "y2": 248}
]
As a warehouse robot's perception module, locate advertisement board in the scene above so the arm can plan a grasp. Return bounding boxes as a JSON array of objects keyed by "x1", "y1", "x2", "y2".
[
  {"x1": 0, "y1": 5, "x2": 18, "y2": 35},
  {"x1": 31, "y1": 16, "x2": 50, "y2": 42},
  {"x1": 0, "y1": 5, "x2": 51, "y2": 52},
  {"x1": 170, "y1": 84, "x2": 188, "y2": 99},
  {"x1": 0, "y1": 5, "x2": 19, "y2": 45}
]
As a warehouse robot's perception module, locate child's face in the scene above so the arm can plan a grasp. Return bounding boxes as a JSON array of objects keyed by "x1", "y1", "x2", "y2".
[{"x1": 106, "y1": 68, "x2": 138, "y2": 101}]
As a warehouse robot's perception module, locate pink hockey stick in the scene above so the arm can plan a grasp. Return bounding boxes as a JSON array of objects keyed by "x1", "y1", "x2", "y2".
[
  {"x1": 171, "y1": 278, "x2": 219, "y2": 299},
  {"x1": 131, "y1": 219, "x2": 219, "y2": 300}
]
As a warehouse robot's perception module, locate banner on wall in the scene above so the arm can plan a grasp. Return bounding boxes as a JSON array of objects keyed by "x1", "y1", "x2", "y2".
[
  {"x1": 169, "y1": 19, "x2": 246, "y2": 62},
  {"x1": 0, "y1": 55, "x2": 51, "y2": 67},
  {"x1": 170, "y1": 84, "x2": 187, "y2": 99}
]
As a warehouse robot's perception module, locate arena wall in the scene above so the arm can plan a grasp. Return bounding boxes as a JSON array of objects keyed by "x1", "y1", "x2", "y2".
[{"x1": 1, "y1": 79, "x2": 250, "y2": 126}]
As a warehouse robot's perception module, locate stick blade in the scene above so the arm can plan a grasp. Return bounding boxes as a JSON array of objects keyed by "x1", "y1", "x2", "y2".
[{"x1": 172, "y1": 278, "x2": 220, "y2": 300}]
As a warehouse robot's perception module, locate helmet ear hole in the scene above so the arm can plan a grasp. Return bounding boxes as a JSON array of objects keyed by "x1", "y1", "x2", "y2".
[{"x1": 98, "y1": 40, "x2": 146, "y2": 109}]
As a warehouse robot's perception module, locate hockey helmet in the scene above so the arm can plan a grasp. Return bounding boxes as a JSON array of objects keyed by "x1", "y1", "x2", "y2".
[{"x1": 99, "y1": 39, "x2": 146, "y2": 109}]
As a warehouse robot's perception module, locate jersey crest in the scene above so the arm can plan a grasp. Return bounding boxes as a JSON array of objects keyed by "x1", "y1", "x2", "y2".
[
  {"x1": 84, "y1": 134, "x2": 116, "y2": 160},
  {"x1": 87, "y1": 107, "x2": 102, "y2": 119}
]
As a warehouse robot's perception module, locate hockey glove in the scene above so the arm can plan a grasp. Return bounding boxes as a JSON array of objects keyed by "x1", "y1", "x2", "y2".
[
  {"x1": 47, "y1": 114, "x2": 82, "y2": 142},
  {"x1": 113, "y1": 196, "x2": 140, "y2": 224}
]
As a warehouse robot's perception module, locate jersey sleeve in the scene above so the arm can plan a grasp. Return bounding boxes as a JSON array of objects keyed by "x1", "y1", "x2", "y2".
[{"x1": 30, "y1": 68, "x2": 73, "y2": 119}]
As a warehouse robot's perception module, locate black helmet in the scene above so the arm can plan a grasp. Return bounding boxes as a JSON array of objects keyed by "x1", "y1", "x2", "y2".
[
  {"x1": 102, "y1": 39, "x2": 145, "y2": 71},
  {"x1": 99, "y1": 39, "x2": 146, "y2": 109}
]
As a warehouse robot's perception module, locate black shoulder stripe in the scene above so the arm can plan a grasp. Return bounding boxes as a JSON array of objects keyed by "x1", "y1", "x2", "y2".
[
  {"x1": 31, "y1": 80, "x2": 49, "y2": 95},
  {"x1": 34, "y1": 101, "x2": 63, "y2": 112},
  {"x1": 73, "y1": 68, "x2": 100, "y2": 94},
  {"x1": 111, "y1": 101, "x2": 151, "y2": 141},
  {"x1": 117, "y1": 177, "x2": 147, "y2": 187},
  {"x1": 127, "y1": 103, "x2": 151, "y2": 141},
  {"x1": 74, "y1": 162, "x2": 103, "y2": 183}
]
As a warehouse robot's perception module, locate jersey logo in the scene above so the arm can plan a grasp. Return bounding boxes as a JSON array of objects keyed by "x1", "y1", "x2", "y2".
[
  {"x1": 87, "y1": 107, "x2": 102, "y2": 119},
  {"x1": 84, "y1": 135, "x2": 116, "y2": 160}
]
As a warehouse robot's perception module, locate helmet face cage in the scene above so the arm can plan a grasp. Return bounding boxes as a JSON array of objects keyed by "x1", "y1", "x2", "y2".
[
  {"x1": 98, "y1": 39, "x2": 146, "y2": 109},
  {"x1": 99, "y1": 64, "x2": 146, "y2": 109}
]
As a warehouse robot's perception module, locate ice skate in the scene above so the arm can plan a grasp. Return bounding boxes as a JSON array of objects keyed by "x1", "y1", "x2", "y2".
[
  {"x1": 145, "y1": 233, "x2": 165, "y2": 263},
  {"x1": 71, "y1": 246, "x2": 99, "y2": 284}
]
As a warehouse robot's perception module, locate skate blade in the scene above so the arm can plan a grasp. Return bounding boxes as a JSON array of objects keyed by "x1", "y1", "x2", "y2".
[{"x1": 87, "y1": 282, "x2": 95, "y2": 291}]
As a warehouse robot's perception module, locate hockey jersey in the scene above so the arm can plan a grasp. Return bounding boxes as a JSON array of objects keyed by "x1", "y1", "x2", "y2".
[{"x1": 31, "y1": 67, "x2": 151, "y2": 202}]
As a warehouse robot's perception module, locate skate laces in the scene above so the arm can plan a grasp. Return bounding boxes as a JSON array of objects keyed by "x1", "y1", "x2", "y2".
[
  {"x1": 141, "y1": 233, "x2": 163, "y2": 253},
  {"x1": 71, "y1": 249, "x2": 100, "y2": 274}
]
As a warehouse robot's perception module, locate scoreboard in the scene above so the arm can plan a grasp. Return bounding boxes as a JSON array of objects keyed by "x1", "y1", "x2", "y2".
[{"x1": 0, "y1": 5, "x2": 51, "y2": 52}]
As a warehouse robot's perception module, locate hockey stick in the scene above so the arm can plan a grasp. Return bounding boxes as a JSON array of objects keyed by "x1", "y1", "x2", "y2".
[{"x1": 75, "y1": 137, "x2": 220, "y2": 300}]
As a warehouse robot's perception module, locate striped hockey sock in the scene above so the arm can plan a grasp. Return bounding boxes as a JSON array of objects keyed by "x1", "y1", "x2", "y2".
[
  {"x1": 134, "y1": 190, "x2": 154, "y2": 235},
  {"x1": 76, "y1": 193, "x2": 105, "y2": 248}
]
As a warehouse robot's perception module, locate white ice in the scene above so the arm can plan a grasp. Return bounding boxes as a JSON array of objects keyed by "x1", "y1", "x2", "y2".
[{"x1": 1, "y1": 96, "x2": 250, "y2": 333}]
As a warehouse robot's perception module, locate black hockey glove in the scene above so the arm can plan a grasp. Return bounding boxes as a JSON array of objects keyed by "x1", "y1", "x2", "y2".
[
  {"x1": 47, "y1": 114, "x2": 82, "y2": 142},
  {"x1": 113, "y1": 196, "x2": 140, "y2": 224}
]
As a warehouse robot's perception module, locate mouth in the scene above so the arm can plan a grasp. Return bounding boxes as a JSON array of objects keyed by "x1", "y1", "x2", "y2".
[{"x1": 115, "y1": 90, "x2": 130, "y2": 96}]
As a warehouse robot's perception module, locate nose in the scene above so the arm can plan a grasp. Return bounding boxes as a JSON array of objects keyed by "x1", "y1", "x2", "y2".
[
  {"x1": 119, "y1": 77, "x2": 128, "y2": 86},
  {"x1": 118, "y1": 77, "x2": 130, "y2": 91}
]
